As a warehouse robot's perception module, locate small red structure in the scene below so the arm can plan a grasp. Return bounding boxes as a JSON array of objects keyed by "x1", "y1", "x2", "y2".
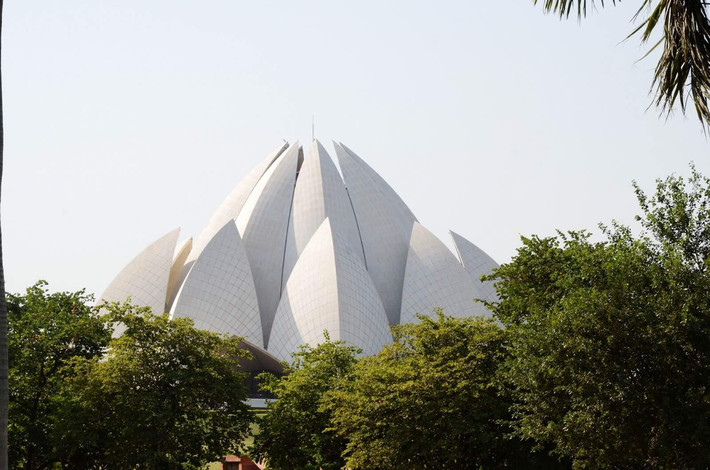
[{"x1": 222, "y1": 455, "x2": 262, "y2": 470}]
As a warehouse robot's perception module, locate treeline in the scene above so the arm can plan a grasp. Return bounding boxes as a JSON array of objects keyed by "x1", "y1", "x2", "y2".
[
  {"x1": 10, "y1": 166, "x2": 710, "y2": 469},
  {"x1": 253, "y1": 166, "x2": 710, "y2": 470},
  {"x1": 9, "y1": 288, "x2": 252, "y2": 470}
]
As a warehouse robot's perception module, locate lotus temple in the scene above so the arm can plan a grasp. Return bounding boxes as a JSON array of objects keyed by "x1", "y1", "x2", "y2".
[{"x1": 99, "y1": 140, "x2": 498, "y2": 363}]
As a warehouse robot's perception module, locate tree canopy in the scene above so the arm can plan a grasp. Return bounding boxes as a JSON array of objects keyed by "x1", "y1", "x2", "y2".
[
  {"x1": 327, "y1": 312, "x2": 568, "y2": 470},
  {"x1": 534, "y1": 0, "x2": 710, "y2": 129},
  {"x1": 251, "y1": 334, "x2": 359, "y2": 470},
  {"x1": 8, "y1": 286, "x2": 253, "y2": 470},
  {"x1": 488, "y1": 165, "x2": 710, "y2": 468},
  {"x1": 8, "y1": 282, "x2": 110, "y2": 469},
  {"x1": 55, "y1": 303, "x2": 252, "y2": 470}
]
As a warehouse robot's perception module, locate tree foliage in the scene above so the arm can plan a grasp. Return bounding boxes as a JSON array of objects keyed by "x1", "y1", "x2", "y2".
[
  {"x1": 488, "y1": 165, "x2": 710, "y2": 468},
  {"x1": 55, "y1": 302, "x2": 252, "y2": 469},
  {"x1": 8, "y1": 286, "x2": 252, "y2": 470},
  {"x1": 634, "y1": 162, "x2": 710, "y2": 269},
  {"x1": 534, "y1": 0, "x2": 710, "y2": 129},
  {"x1": 8, "y1": 281, "x2": 110, "y2": 469},
  {"x1": 327, "y1": 312, "x2": 568, "y2": 470},
  {"x1": 251, "y1": 334, "x2": 359, "y2": 470}
]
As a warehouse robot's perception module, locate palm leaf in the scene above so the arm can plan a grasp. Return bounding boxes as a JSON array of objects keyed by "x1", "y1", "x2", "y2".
[
  {"x1": 533, "y1": 0, "x2": 618, "y2": 19},
  {"x1": 534, "y1": 0, "x2": 710, "y2": 130}
]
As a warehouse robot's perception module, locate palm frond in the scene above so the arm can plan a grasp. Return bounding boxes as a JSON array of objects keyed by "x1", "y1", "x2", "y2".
[
  {"x1": 534, "y1": 0, "x2": 710, "y2": 130},
  {"x1": 533, "y1": 0, "x2": 618, "y2": 19},
  {"x1": 642, "y1": 0, "x2": 710, "y2": 129}
]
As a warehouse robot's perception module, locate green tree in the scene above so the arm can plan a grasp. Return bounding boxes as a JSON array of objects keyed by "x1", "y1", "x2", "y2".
[
  {"x1": 54, "y1": 302, "x2": 252, "y2": 470},
  {"x1": 327, "y1": 312, "x2": 568, "y2": 470},
  {"x1": 251, "y1": 334, "x2": 359, "y2": 470},
  {"x1": 488, "y1": 166, "x2": 710, "y2": 468},
  {"x1": 7, "y1": 281, "x2": 111, "y2": 470},
  {"x1": 535, "y1": 0, "x2": 710, "y2": 129}
]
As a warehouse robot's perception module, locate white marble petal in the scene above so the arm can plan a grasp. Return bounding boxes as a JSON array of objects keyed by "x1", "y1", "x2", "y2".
[
  {"x1": 269, "y1": 218, "x2": 391, "y2": 361},
  {"x1": 171, "y1": 221, "x2": 263, "y2": 347},
  {"x1": 283, "y1": 140, "x2": 365, "y2": 286},
  {"x1": 334, "y1": 142, "x2": 414, "y2": 325},
  {"x1": 450, "y1": 230, "x2": 499, "y2": 303},
  {"x1": 338, "y1": 142, "x2": 417, "y2": 232},
  {"x1": 100, "y1": 139, "x2": 497, "y2": 363},
  {"x1": 400, "y1": 222, "x2": 489, "y2": 324},
  {"x1": 165, "y1": 236, "x2": 192, "y2": 312},
  {"x1": 235, "y1": 142, "x2": 301, "y2": 346},
  {"x1": 191, "y1": 143, "x2": 288, "y2": 261},
  {"x1": 167, "y1": 143, "x2": 289, "y2": 309},
  {"x1": 99, "y1": 228, "x2": 179, "y2": 315}
]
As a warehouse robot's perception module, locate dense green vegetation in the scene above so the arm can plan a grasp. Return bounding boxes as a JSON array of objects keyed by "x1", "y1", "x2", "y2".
[
  {"x1": 254, "y1": 166, "x2": 710, "y2": 469},
  {"x1": 488, "y1": 165, "x2": 710, "y2": 468},
  {"x1": 9, "y1": 287, "x2": 252, "y2": 470},
  {"x1": 251, "y1": 334, "x2": 358, "y2": 470},
  {"x1": 10, "y1": 166, "x2": 710, "y2": 469},
  {"x1": 9, "y1": 282, "x2": 110, "y2": 469},
  {"x1": 327, "y1": 313, "x2": 566, "y2": 470}
]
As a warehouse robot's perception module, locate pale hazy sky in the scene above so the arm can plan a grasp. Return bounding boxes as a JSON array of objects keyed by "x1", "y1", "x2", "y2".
[{"x1": 4, "y1": 0, "x2": 709, "y2": 298}]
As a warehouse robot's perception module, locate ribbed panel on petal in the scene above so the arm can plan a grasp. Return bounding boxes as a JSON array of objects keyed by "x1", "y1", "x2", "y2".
[
  {"x1": 400, "y1": 222, "x2": 489, "y2": 324},
  {"x1": 236, "y1": 142, "x2": 301, "y2": 347},
  {"x1": 172, "y1": 221, "x2": 262, "y2": 347},
  {"x1": 100, "y1": 228, "x2": 179, "y2": 316},
  {"x1": 334, "y1": 143, "x2": 415, "y2": 325},
  {"x1": 450, "y1": 230, "x2": 499, "y2": 303},
  {"x1": 283, "y1": 140, "x2": 365, "y2": 286},
  {"x1": 269, "y1": 219, "x2": 391, "y2": 361}
]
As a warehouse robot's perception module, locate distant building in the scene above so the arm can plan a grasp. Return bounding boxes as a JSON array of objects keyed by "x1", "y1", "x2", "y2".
[
  {"x1": 222, "y1": 455, "x2": 262, "y2": 470},
  {"x1": 100, "y1": 140, "x2": 498, "y2": 364}
]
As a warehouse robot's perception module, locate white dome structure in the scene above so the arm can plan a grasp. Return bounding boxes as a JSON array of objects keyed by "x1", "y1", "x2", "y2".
[{"x1": 100, "y1": 140, "x2": 498, "y2": 361}]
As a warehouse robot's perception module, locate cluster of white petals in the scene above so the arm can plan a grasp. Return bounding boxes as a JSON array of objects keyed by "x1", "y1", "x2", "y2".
[{"x1": 100, "y1": 141, "x2": 498, "y2": 361}]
